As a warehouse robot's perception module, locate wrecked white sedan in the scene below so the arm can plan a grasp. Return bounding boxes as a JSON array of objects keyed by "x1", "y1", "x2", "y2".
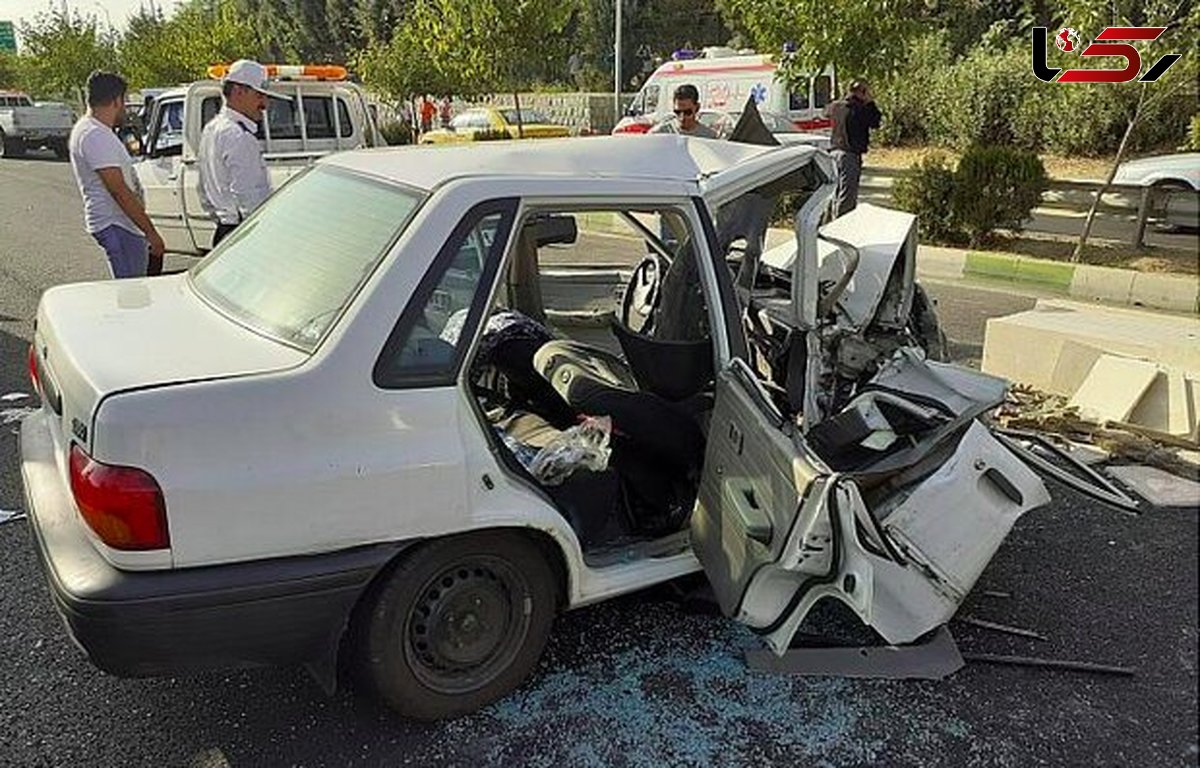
[{"x1": 23, "y1": 136, "x2": 1052, "y2": 720}]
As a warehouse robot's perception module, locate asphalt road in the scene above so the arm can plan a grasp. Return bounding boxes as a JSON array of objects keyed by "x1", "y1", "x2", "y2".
[{"x1": 1, "y1": 155, "x2": 1196, "y2": 768}]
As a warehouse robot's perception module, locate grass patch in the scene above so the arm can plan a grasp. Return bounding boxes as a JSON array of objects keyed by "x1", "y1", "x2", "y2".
[
  {"x1": 969, "y1": 235, "x2": 1199, "y2": 275},
  {"x1": 870, "y1": 146, "x2": 1116, "y2": 183}
]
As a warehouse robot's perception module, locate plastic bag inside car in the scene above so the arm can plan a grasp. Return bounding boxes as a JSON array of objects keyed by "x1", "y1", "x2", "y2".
[{"x1": 528, "y1": 416, "x2": 613, "y2": 486}]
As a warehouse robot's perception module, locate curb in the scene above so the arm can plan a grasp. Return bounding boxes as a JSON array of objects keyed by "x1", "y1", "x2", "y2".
[{"x1": 915, "y1": 246, "x2": 1199, "y2": 314}]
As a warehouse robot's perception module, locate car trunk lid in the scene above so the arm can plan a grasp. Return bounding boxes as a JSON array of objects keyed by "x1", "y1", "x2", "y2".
[{"x1": 34, "y1": 274, "x2": 307, "y2": 457}]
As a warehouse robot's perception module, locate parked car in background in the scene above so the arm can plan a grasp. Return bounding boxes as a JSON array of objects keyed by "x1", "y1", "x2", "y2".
[
  {"x1": 0, "y1": 91, "x2": 74, "y2": 158},
  {"x1": 418, "y1": 106, "x2": 570, "y2": 144},
  {"x1": 1113, "y1": 152, "x2": 1200, "y2": 230},
  {"x1": 133, "y1": 66, "x2": 383, "y2": 255}
]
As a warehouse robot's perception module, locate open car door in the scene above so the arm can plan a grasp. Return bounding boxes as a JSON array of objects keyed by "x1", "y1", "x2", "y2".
[
  {"x1": 691, "y1": 353, "x2": 1053, "y2": 654},
  {"x1": 692, "y1": 108, "x2": 1054, "y2": 653}
]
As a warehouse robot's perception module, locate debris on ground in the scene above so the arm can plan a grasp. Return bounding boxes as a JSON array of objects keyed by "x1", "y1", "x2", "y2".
[
  {"x1": 1, "y1": 406, "x2": 36, "y2": 426},
  {"x1": 961, "y1": 653, "x2": 1136, "y2": 677},
  {"x1": 994, "y1": 385, "x2": 1200, "y2": 481},
  {"x1": 1105, "y1": 465, "x2": 1200, "y2": 509},
  {"x1": 955, "y1": 615, "x2": 1047, "y2": 641},
  {"x1": 0, "y1": 509, "x2": 27, "y2": 525}
]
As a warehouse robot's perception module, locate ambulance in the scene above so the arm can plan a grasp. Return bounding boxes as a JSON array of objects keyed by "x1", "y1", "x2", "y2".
[{"x1": 615, "y1": 47, "x2": 836, "y2": 134}]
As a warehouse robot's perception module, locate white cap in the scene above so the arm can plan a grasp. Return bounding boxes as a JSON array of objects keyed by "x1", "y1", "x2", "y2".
[{"x1": 223, "y1": 60, "x2": 289, "y2": 99}]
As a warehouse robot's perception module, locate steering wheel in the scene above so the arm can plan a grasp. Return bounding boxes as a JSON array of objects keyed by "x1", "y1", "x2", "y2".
[{"x1": 621, "y1": 256, "x2": 662, "y2": 333}]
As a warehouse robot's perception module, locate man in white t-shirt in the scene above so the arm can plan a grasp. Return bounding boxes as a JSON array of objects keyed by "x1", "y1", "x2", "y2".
[{"x1": 68, "y1": 71, "x2": 165, "y2": 278}]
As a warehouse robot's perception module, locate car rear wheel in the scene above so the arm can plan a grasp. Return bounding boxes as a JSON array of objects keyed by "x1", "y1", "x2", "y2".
[{"x1": 354, "y1": 531, "x2": 558, "y2": 720}]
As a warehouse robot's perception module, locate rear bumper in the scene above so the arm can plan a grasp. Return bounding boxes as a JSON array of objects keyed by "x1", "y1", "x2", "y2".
[{"x1": 19, "y1": 410, "x2": 405, "y2": 678}]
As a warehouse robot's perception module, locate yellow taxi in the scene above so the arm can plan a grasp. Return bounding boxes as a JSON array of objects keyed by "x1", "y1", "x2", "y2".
[{"x1": 419, "y1": 106, "x2": 570, "y2": 144}]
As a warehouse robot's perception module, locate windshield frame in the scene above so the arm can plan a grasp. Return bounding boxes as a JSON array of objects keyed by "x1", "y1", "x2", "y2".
[{"x1": 188, "y1": 165, "x2": 427, "y2": 354}]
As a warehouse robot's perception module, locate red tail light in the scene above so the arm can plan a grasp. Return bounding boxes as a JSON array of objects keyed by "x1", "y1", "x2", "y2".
[
  {"x1": 28, "y1": 344, "x2": 39, "y2": 393},
  {"x1": 69, "y1": 445, "x2": 169, "y2": 551}
]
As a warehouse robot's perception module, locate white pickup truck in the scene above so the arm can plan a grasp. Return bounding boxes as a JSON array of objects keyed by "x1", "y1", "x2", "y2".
[
  {"x1": 134, "y1": 75, "x2": 383, "y2": 255},
  {"x1": 0, "y1": 91, "x2": 74, "y2": 158}
]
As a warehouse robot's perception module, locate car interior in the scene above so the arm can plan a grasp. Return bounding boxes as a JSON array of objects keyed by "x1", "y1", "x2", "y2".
[{"x1": 449, "y1": 207, "x2": 723, "y2": 562}]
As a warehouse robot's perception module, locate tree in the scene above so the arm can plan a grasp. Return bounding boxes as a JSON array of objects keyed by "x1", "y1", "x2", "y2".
[
  {"x1": 18, "y1": 9, "x2": 118, "y2": 101},
  {"x1": 572, "y1": 0, "x2": 732, "y2": 92},
  {"x1": 1067, "y1": 0, "x2": 1199, "y2": 261},
  {"x1": 120, "y1": 0, "x2": 263, "y2": 89},
  {"x1": 0, "y1": 51, "x2": 23, "y2": 90},
  {"x1": 361, "y1": 0, "x2": 575, "y2": 134},
  {"x1": 717, "y1": 0, "x2": 925, "y2": 86}
]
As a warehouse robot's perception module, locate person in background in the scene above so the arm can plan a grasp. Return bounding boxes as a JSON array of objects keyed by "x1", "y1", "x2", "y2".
[
  {"x1": 826, "y1": 80, "x2": 882, "y2": 217},
  {"x1": 68, "y1": 70, "x2": 165, "y2": 279},
  {"x1": 419, "y1": 95, "x2": 435, "y2": 135},
  {"x1": 649, "y1": 84, "x2": 718, "y2": 138},
  {"x1": 439, "y1": 96, "x2": 452, "y2": 128},
  {"x1": 198, "y1": 59, "x2": 285, "y2": 247}
]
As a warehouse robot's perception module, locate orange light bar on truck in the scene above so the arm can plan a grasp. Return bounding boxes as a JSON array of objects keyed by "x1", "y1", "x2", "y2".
[{"x1": 206, "y1": 64, "x2": 348, "y2": 81}]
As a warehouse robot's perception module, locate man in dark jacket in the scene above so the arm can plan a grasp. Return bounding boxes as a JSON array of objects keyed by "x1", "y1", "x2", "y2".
[{"x1": 827, "y1": 80, "x2": 882, "y2": 216}]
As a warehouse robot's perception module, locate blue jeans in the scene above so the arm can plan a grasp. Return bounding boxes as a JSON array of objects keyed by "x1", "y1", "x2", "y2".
[{"x1": 92, "y1": 225, "x2": 148, "y2": 278}]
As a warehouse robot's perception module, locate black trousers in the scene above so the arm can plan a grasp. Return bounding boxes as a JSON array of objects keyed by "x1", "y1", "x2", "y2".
[{"x1": 212, "y1": 221, "x2": 239, "y2": 248}]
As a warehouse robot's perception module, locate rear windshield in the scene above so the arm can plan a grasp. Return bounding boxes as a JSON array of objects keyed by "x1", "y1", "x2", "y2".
[{"x1": 190, "y1": 166, "x2": 423, "y2": 352}]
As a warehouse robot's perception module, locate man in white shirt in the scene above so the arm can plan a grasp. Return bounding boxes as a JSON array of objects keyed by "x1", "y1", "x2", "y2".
[
  {"x1": 68, "y1": 71, "x2": 165, "y2": 278},
  {"x1": 648, "y1": 84, "x2": 719, "y2": 139},
  {"x1": 198, "y1": 59, "x2": 285, "y2": 247}
]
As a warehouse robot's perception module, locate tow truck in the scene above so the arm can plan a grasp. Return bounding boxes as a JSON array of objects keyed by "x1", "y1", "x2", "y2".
[{"x1": 133, "y1": 64, "x2": 384, "y2": 255}]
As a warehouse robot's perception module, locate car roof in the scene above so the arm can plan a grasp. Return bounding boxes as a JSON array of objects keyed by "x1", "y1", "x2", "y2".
[{"x1": 324, "y1": 135, "x2": 789, "y2": 191}]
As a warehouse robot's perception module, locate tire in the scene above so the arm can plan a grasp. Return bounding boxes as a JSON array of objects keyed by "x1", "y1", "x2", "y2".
[
  {"x1": 51, "y1": 139, "x2": 69, "y2": 159},
  {"x1": 0, "y1": 135, "x2": 26, "y2": 158},
  {"x1": 354, "y1": 531, "x2": 558, "y2": 720}
]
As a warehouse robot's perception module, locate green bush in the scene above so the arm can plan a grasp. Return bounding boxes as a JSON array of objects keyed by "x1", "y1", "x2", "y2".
[
  {"x1": 951, "y1": 145, "x2": 1048, "y2": 245},
  {"x1": 876, "y1": 32, "x2": 954, "y2": 147},
  {"x1": 380, "y1": 120, "x2": 413, "y2": 146},
  {"x1": 892, "y1": 152, "x2": 962, "y2": 243},
  {"x1": 879, "y1": 32, "x2": 1191, "y2": 156},
  {"x1": 925, "y1": 43, "x2": 1035, "y2": 151},
  {"x1": 892, "y1": 145, "x2": 1048, "y2": 246}
]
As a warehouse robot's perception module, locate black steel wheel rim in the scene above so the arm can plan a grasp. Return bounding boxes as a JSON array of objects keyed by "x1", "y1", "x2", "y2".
[{"x1": 402, "y1": 555, "x2": 532, "y2": 695}]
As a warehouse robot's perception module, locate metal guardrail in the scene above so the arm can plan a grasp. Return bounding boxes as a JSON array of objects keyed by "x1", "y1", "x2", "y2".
[{"x1": 860, "y1": 166, "x2": 1195, "y2": 247}]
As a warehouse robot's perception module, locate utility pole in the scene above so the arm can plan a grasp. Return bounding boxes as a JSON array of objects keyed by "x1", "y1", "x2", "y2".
[{"x1": 613, "y1": 0, "x2": 622, "y2": 118}]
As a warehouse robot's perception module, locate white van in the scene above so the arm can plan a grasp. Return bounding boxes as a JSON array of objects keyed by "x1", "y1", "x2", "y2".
[{"x1": 618, "y1": 47, "x2": 836, "y2": 133}]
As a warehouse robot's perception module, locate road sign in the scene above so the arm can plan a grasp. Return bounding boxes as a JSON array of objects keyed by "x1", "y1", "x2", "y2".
[{"x1": 0, "y1": 21, "x2": 16, "y2": 54}]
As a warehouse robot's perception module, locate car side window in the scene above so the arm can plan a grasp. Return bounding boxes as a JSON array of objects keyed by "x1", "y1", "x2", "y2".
[
  {"x1": 789, "y1": 84, "x2": 810, "y2": 111},
  {"x1": 374, "y1": 199, "x2": 518, "y2": 388},
  {"x1": 813, "y1": 75, "x2": 833, "y2": 110},
  {"x1": 201, "y1": 96, "x2": 221, "y2": 127},
  {"x1": 644, "y1": 86, "x2": 660, "y2": 113},
  {"x1": 301, "y1": 96, "x2": 353, "y2": 139},
  {"x1": 148, "y1": 99, "x2": 185, "y2": 157}
]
